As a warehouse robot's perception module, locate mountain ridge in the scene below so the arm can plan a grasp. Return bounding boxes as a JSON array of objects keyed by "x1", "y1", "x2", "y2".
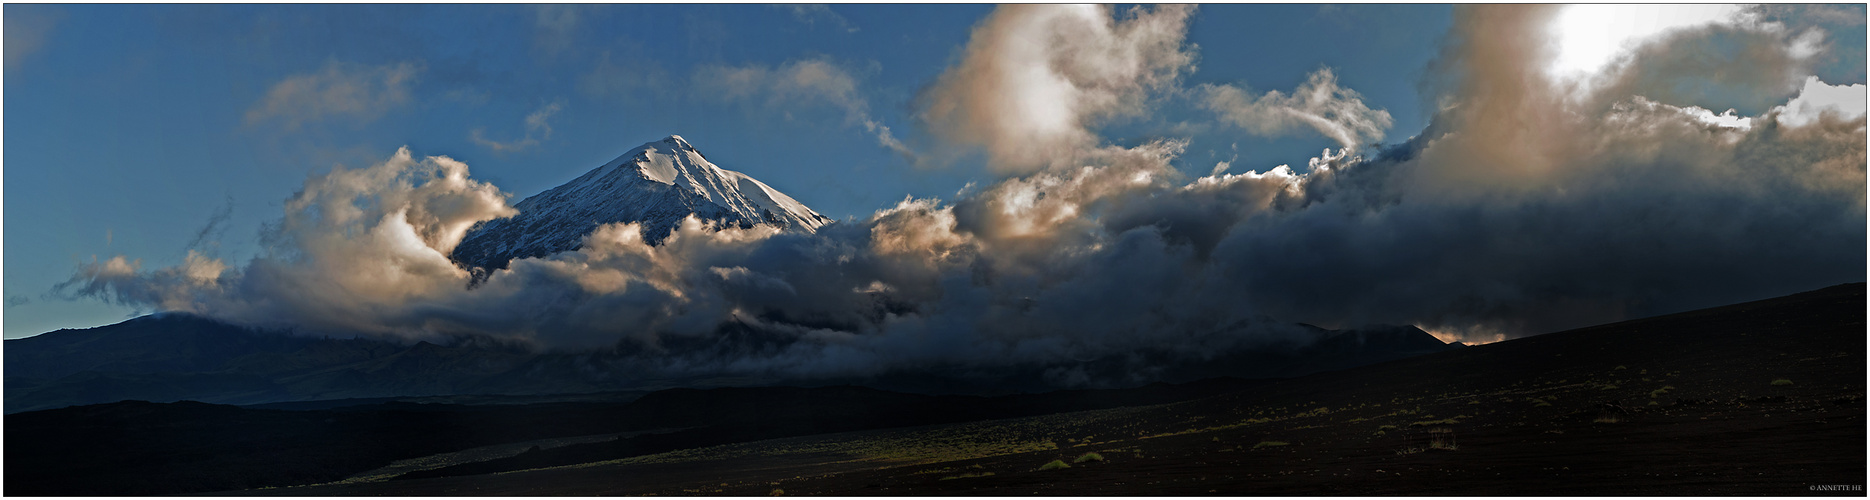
[{"x1": 2, "y1": 312, "x2": 1458, "y2": 413}]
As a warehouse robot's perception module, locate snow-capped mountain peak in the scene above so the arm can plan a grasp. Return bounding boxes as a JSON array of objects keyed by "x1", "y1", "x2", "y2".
[
  {"x1": 450, "y1": 136, "x2": 832, "y2": 278},
  {"x1": 596, "y1": 135, "x2": 828, "y2": 231}
]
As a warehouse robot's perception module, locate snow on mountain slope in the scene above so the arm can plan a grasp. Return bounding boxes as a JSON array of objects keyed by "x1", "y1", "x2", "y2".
[{"x1": 450, "y1": 136, "x2": 832, "y2": 278}]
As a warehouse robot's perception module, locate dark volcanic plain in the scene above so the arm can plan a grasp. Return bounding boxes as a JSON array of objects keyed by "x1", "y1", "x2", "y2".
[{"x1": 7, "y1": 283, "x2": 1865, "y2": 496}]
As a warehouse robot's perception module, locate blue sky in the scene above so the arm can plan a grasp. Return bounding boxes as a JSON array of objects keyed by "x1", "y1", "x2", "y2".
[{"x1": 5, "y1": 4, "x2": 1863, "y2": 342}]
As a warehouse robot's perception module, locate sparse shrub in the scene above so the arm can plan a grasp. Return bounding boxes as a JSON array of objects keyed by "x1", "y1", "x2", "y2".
[
  {"x1": 1614, "y1": 365, "x2": 1627, "y2": 370},
  {"x1": 1427, "y1": 428, "x2": 1458, "y2": 450},
  {"x1": 1038, "y1": 460, "x2": 1070, "y2": 471},
  {"x1": 1073, "y1": 452, "x2": 1104, "y2": 464},
  {"x1": 1649, "y1": 386, "x2": 1675, "y2": 398},
  {"x1": 1532, "y1": 400, "x2": 1552, "y2": 407},
  {"x1": 1647, "y1": 401, "x2": 1659, "y2": 406},
  {"x1": 1409, "y1": 417, "x2": 1463, "y2": 427},
  {"x1": 770, "y1": 489, "x2": 785, "y2": 496},
  {"x1": 1601, "y1": 384, "x2": 1619, "y2": 390},
  {"x1": 1593, "y1": 415, "x2": 1621, "y2": 424},
  {"x1": 940, "y1": 472, "x2": 994, "y2": 481},
  {"x1": 1467, "y1": 400, "x2": 1481, "y2": 405},
  {"x1": 1771, "y1": 379, "x2": 1793, "y2": 386},
  {"x1": 1251, "y1": 441, "x2": 1289, "y2": 450},
  {"x1": 1376, "y1": 425, "x2": 1397, "y2": 431}
]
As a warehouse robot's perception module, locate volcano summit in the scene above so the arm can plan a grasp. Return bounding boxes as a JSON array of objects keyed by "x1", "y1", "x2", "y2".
[{"x1": 450, "y1": 135, "x2": 833, "y2": 278}]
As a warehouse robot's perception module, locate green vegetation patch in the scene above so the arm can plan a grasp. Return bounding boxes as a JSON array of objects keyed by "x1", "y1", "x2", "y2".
[
  {"x1": 1649, "y1": 386, "x2": 1675, "y2": 398},
  {"x1": 1038, "y1": 460, "x2": 1070, "y2": 471},
  {"x1": 1771, "y1": 379, "x2": 1793, "y2": 386},
  {"x1": 1072, "y1": 452, "x2": 1104, "y2": 464},
  {"x1": 1251, "y1": 441, "x2": 1290, "y2": 450}
]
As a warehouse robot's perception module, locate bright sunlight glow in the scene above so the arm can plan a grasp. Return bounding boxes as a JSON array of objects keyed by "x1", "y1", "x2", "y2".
[{"x1": 1547, "y1": 4, "x2": 1746, "y2": 80}]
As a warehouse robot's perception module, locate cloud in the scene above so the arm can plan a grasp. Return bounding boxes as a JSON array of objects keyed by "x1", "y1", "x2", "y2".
[
  {"x1": 1199, "y1": 68, "x2": 1395, "y2": 150},
  {"x1": 694, "y1": 58, "x2": 915, "y2": 159},
  {"x1": 472, "y1": 101, "x2": 564, "y2": 152},
  {"x1": 580, "y1": 47, "x2": 675, "y2": 102},
  {"x1": 1749, "y1": 4, "x2": 1868, "y2": 28},
  {"x1": 62, "y1": 148, "x2": 519, "y2": 336},
  {"x1": 1772, "y1": 76, "x2": 1868, "y2": 127},
  {"x1": 54, "y1": 251, "x2": 225, "y2": 313},
  {"x1": 532, "y1": 5, "x2": 583, "y2": 58},
  {"x1": 1201, "y1": 4, "x2": 1867, "y2": 338},
  {"x1": 1544, "y1": 5, "x2": 1749, "y2": 79},
  {"x1": 782, "y1": 5, "x2": 858, "y2": 33},
  {"x1": 918, "y1": 4, "x2": 1197, "y2": 173},
  {"x1": 56, "y1": 5, "x2": 1867, "y2": 387},
  {"x1": 4, "y1": 5, "x2": 62, "y2": 70},
  {"x1": 1585, "y1": 21, "x2": 1832, "y2": 115},
  {"x1": 245, "y1": 60, "x2": 421, "y2": 129},
  {"x1": 184, "y1": 197, "x2": 236, "y2": 255}
]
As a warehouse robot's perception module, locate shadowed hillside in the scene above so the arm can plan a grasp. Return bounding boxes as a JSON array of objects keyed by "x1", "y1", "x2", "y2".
[
  {"x1": 5, "y1": 314, "x2": 1457, "y2": 413},
  {"x1": 239, "y1": 282, "x2": 1864, "y2": 496}
]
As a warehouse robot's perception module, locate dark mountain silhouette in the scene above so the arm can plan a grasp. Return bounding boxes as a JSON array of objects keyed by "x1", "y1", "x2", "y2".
[{"x1": 5, "y1": 314, "x2": 1457, "y2": 414}]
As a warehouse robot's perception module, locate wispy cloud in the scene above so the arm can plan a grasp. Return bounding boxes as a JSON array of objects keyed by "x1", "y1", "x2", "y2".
[
  {"x1": 1199, "y1": 68, "x2": 1394, "y2": 151},
  {"x1": 184, "y1": 196, "x2": 236, "y2": 255},
  {"x1": 782, "y1": 5, "x2": 858, "y2": 33},
  {"x1": 579, "y1": 46, "x2": 674, "y2": 102},
  {"x1": 694, "y1": 58, "x2": 914, "y2": 159},
  {"x1": 4, "y1": 5, "x2": 63, "y2": 70},
  {"x1": 532, "y1": 5, "x2": 584, "y2": 58},
  {"x1": 245, "y1": 60, "x2": 421, "y2": 129},
  {"x1": 472, "y1": 101, "x2": 564, "y2": 152}
]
